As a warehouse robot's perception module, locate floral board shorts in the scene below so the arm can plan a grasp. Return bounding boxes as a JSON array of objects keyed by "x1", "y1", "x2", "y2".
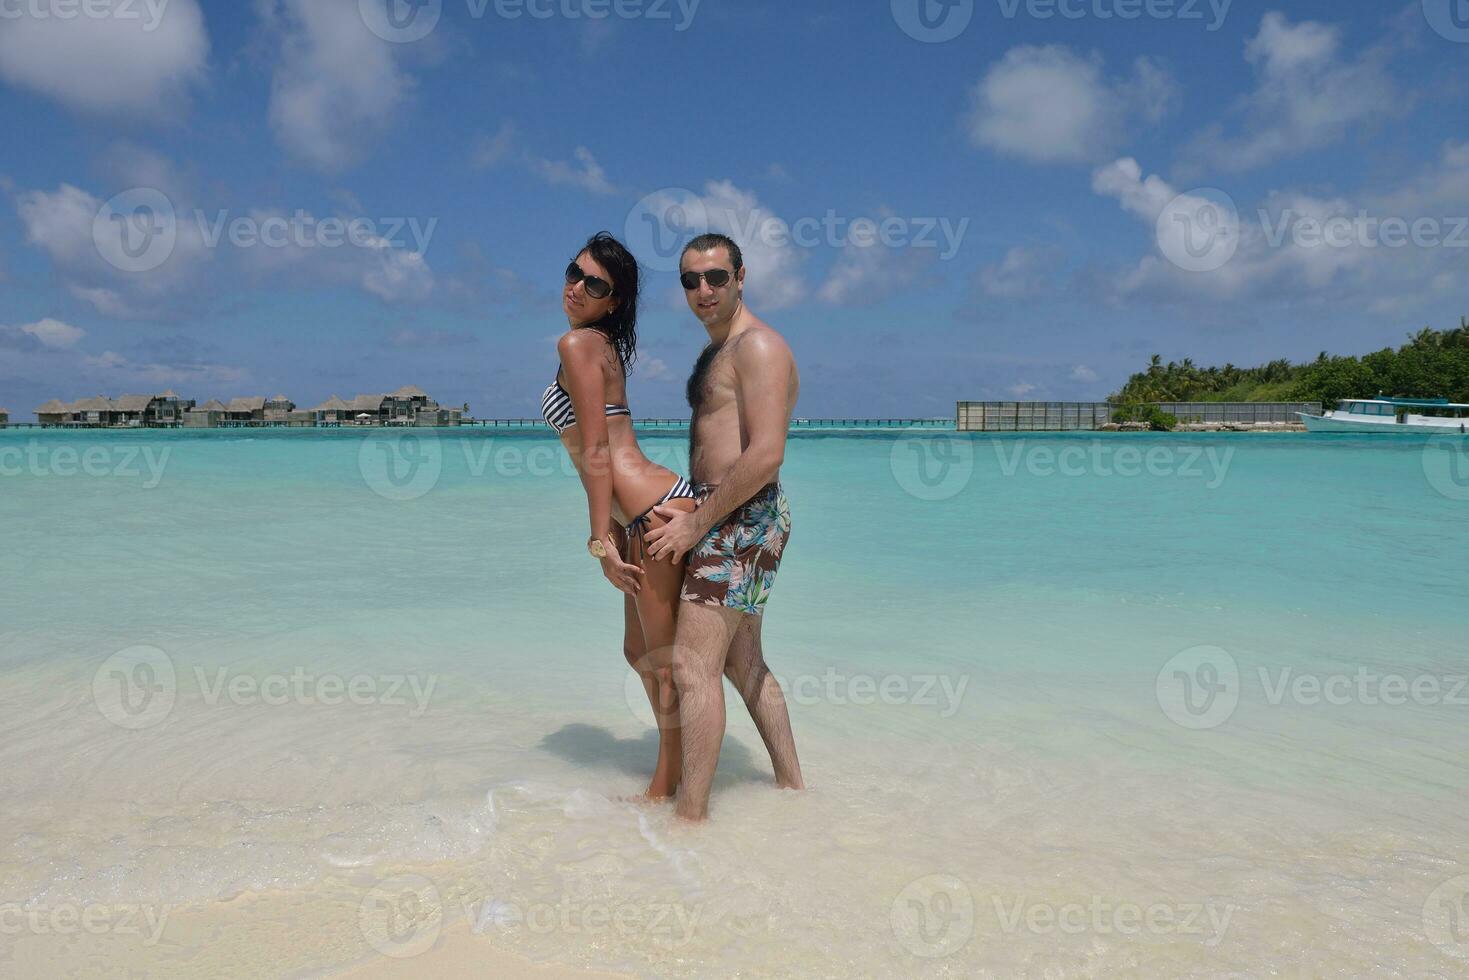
[{"x1": 680, "y1": 483, "x2": 792, "y2": 617}]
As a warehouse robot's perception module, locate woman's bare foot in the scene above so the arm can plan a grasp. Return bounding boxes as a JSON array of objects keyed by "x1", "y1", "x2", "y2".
[{"x1": 620, "y1": 789, "x2": 676, "y2": 806}]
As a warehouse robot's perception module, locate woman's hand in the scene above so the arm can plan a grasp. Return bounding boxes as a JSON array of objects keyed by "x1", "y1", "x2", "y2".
[{"x1": 598, "y1": 546, "x2": 645, "y2": 595}]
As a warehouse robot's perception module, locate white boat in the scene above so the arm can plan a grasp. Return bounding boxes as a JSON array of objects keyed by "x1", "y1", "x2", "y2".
[{"x1": 1299, "y1": 398, "x2": 1469, "y2": 434}]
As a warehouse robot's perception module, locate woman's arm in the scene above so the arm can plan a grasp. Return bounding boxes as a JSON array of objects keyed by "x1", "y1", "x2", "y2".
[
  {"x1": 558, "y1": 330, "x2": 616, "y2": 542},
  {"x1": 557, "y1": 330, "x2": 642, "y2": 593}
]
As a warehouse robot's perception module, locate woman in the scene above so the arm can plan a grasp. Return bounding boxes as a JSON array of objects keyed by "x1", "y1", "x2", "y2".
[{"x1": 542, "y1": 232, "x2": 697, "y2": 801}]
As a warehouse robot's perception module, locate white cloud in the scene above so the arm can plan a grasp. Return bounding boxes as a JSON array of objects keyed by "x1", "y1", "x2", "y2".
[
  {"x1": 361, "y1": 239, "x2": 435, "y2": 302},
  {"x1": 22, "y1": 317, "x2": 85, "y2": 349},
  {"x1": 640, "y1": 357, "x2": 674, "y2": 382},
  {"x1": 15, "y1": 181, "x2": 211, "y2": 318},
  {"x1": 1181, "y1": 12, "x2": 1398, "y2": 172},
  {"x1": 1070, "y1": 365, "x2": 1099, "y2": 383},
  {"x1": 472, "y1": 122, "x2": 517, "y2": 170},
  {"x1": 257, "y1": 0, "x2": 412, "y2": 173},
  {"x1": 1091, "y1": 148, "x2": 1469, "y2": 315},
  {"x1": 0, "y1": 317, "x2": 85, "y2": 351},
  {"x1": 965, "y1": 46, "x2": 1177, "y2": 164},
  {"x1": 695, "y1": 180, "x2": 808, "y2": 311},
  {"x1": 978, "y1": 245, "x2": 1062, "y2": 299},
  {"x1": 0, "y1": 0, "x2": 208, "y2": 116},
  {"x1": 530, "y1": 146, "x2": 617, "y2": 196},
  {"x1": 818, "y1": 240, "x2": 932, "y2": 307},
  {"x1": 81, "y1": 349, "x2": 248, "y2": 386},
  {"x1": 1008, "y1": 382, "x2": 1038, "y2": 398},
  {"x1": 14, "y1": 177, "x2": 434, "y2": 314},
  {"x1": 231, "y1": 207, "x2": 436, "y2": 303}
]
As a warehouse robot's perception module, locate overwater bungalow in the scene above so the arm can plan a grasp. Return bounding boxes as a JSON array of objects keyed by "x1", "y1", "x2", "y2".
[
  {"x1": 348, "y1": 394, "x2": 389, "y2": 424},
  {"x1": 225, "y1": 397, "x2": 268, "y2": 423},
  {"x1": 312, "y1": 395, "x2": 352, "y2": 425},
  {"x1": 264, "y1": 395, "x2": 296, "y2": 424},
  {"x1": 112, "y1": 393, "x2": 192, "y2": 426},
  {"x1": 34, "y1": 400, "x2": 71, "y2": 425},
  {"x1": 72, "y1": 396, "x2": 119, "y2": 427},
  {"x1": 184, "y1": 399, "x2": 227, "y2": 428}
]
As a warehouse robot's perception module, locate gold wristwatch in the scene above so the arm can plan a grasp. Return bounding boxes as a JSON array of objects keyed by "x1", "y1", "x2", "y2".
[{"x1": 588, "y1": 536, "x2": 609, "y2": 559}]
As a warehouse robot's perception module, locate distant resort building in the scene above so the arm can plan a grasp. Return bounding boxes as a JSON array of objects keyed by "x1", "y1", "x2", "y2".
[
  {"x1": 0, "y1": 407, "x2": 8, "y2": 427},
  {"x1": 183, "y1": 399, "x2": 228, "y2": 428},
  {"x1": 30, "y1": 386, "x2": 464, "y2": 428},
  {"x1": 32, "y1": 393, "x2": 193, "y2": 427}
]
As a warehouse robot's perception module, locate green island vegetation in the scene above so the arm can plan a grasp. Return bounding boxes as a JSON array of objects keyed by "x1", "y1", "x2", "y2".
[{"x1": 1110, "y1": 318, "x2": 1469, "y2": 411}]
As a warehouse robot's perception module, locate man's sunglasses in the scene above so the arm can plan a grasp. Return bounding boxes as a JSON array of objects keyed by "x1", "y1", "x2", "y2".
[
  {"x1": 565, "y1": 262, "x2": 614, "y2": 300},
  {"x1": 680, "y1": 269, "x2": 734, "y2": 291}
]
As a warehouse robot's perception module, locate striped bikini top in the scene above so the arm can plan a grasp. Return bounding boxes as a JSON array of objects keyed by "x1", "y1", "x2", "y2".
[{"x1": 541, "y1": 375, "x2": 631, "y2": 435}]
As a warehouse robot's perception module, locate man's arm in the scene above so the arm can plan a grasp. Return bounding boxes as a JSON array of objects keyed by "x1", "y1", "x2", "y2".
[{"x1": 646, "y1": 330, "x2": 794, "y2": 561}]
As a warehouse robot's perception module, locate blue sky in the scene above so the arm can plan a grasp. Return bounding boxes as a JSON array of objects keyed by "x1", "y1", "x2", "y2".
[{"x1": 1, "y1": 0, "x2": 1467, "y2": 418}]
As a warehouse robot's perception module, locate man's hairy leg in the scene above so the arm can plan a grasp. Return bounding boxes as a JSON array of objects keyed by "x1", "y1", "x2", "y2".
[
  {"x1": 672, "y1": 601, "x2": 742, "y2": 821},
  {"x1": 724, "y1": 614, "x2": 804, "y2": 790}
]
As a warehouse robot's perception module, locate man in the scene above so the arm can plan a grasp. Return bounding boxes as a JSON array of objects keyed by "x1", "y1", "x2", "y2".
[{"x1": 645, "y1": 233, "x2": 805, "y2": 822}]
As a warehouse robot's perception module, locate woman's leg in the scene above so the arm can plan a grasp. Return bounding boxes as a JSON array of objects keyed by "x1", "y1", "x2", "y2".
[
  {"x1": 612, "y1": 521, "x2": 675, "y2": 799},
  {"x1": 629, "y1": 498, "x2": 698, "y2": 800}
]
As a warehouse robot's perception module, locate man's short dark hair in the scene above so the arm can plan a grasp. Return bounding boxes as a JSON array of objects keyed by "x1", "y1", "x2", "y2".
[{"x1": 682, "y1": 233, "x2": 743, "y2": 272}]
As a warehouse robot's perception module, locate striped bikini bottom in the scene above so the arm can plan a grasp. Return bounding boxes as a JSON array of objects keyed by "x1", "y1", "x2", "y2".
[{"x1": 623, "y1": 477, "x2": 697, "y2": 562}]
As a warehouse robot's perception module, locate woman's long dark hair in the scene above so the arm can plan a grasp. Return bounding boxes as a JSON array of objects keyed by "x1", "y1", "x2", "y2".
[{"x1": 575, "y1": 231, "x2": 639, "y2": 374}]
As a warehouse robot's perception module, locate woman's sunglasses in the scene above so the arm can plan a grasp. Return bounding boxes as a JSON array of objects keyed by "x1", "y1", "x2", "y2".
[
  {"x1": 680, "y1": 269, "x2": 733, "y2": 291},
  {"x1": 565, "y1": 262, "x2": 614, "y2": 300}
]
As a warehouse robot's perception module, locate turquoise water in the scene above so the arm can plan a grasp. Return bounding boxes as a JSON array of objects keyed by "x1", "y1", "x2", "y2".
[{"x1": 2, "y1": 428, "x2": 1468, "y2": 977}]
